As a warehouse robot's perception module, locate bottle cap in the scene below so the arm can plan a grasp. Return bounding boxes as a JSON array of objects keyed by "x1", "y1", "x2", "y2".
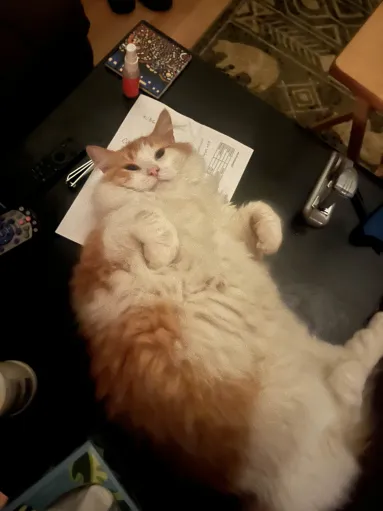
[{"x1": 125, "y1": 43, "x2": 138, "y2": 65}]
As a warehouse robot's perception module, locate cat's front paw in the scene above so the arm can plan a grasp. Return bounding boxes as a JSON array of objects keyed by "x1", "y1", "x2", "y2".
[
  {"x1": 250, "y1": 205, "x2": 282, "y2": 255},
  {"x1": 143, "y1": 223, "x2": 179, "y2": 270},
  {"x1": 134, "y1": 210, "x2": 179, "y2": 269},
  {"x1": 144, "y1": 242, "x2": 179, "y2": 270}
]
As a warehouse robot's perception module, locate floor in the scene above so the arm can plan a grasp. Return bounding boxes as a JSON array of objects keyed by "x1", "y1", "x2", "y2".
[{"x1": 82, "y1": 0, "x2": 231, "y2": 64}]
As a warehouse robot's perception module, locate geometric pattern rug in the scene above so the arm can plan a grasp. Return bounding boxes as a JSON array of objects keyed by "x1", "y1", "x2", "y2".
[{"x1": 194, "y1": 0, "x2": 383, "y2": 175}]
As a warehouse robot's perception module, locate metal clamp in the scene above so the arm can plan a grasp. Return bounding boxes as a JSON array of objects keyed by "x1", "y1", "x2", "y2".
[
  {"x1": 66, "y1": 159, "x2": 94, "y2": 189},
  {"x1": 302, "y1": 152, "x2": 358, "y2": 227}
]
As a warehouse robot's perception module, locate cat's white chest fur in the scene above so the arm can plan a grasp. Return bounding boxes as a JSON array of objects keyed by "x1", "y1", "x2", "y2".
[{"x1": 99, "y1": 179, "x2": 296, "y2": 382}]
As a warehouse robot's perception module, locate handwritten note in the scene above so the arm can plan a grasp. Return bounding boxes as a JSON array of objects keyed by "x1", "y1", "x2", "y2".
[{"x1": 56, "y1": 95, "x2": 254, "y2": 245}]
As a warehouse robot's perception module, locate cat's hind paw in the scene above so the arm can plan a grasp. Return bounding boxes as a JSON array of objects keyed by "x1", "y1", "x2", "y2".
[{"x1": 368, "y1": 311, "x2": 383, "y2": 334}]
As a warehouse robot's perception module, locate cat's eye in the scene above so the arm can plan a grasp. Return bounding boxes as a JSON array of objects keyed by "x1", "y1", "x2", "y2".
[
  {"x1": 125, "y1": 164, "x2": 140, "y2": 171},
  {"x1": 155, "y1": 148, "x2": 165, "y2": 160}
]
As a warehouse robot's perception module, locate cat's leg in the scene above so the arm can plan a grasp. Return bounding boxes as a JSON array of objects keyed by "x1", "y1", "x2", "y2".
[
  {"x1": 255, "y1": 315, "x2": 383, "y2": 511},
  {"x1": 242, "y1": 422, "x2": 360, "y2": 511},
  {"x1": 328, "y1": 312, "x2": 383, "y2": 407},
  {"x1": 132, "y1": 209, "x2": 179, "y2": 269},
  {"x1": 254, "y1": 445, "x2": 358, "y2": 511},
  {"x1": 346, "y1": 311, "x2": 383, "y2": 371},
  {"x1": 230, "y1": 202, "x2": 282, "y2": 256}
]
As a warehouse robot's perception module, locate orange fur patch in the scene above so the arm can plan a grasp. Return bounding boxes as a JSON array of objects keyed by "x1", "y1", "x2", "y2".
[
  {"x1": 121, "y1": 136, "x2": 147, "y2": 161},
  {"x1": 79, "y1": 301, "x2": 257, "y2": 490},
  {"x1": 71, "y1": 228, "x2": 117, "y2": 303},
  {"x1": 119, "y1": 134, "x2": 170, "y2": 162},
  {"x1": 102, "y1": 166, "x2": 133, "y2": 187}
]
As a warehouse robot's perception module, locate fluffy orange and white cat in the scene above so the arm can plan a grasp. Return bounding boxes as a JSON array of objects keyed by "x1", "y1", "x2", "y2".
[{"x1": 72, "y1": 109, "x2": 383, "y2": 511}]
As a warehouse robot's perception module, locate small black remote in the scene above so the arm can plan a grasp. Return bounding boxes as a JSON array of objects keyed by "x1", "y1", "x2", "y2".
[
  {"x1": 0, "y1": 138, "x2": 85, "y2": 207},
  {"x1": 30, "y1": 138, "x2": 85, "y2": 185}
]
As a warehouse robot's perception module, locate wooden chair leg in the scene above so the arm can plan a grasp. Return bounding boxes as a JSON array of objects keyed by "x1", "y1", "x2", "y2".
[
  {"x1": 312, "y1": 112, "x2": 353, "y2": 132},
  {"x1": 347, "y1": 97, "x2": 370, "y2": 162}
]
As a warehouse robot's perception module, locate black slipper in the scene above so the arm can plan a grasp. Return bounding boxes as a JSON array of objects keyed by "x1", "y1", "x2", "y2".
[
  {"x1": 140, "y1": 0, "x2": 172, "y2": 11},
  {"x1": 107, "y1": 0, "x2": 136, "y2": 14}
]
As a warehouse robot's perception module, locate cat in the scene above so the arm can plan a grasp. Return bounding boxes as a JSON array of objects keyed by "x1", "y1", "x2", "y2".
[
  {"x1": 213, "y1": 40, "x2": 279, "y2": 92},
  {"x1": 71, "y1": 109, "x2": 383, "y2": 511}
]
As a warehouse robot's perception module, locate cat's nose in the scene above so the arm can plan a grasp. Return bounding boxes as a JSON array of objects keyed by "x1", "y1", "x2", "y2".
[{"x1": 148, "y1": 166, "x2": 160, "y2": 177}]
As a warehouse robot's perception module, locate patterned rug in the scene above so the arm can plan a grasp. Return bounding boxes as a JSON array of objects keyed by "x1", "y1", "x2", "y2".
[{"x1": 194, "y1": 0, "x2": 383, "y2": 175}]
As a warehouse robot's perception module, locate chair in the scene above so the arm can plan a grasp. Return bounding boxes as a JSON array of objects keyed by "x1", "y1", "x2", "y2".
[{"x1": 313, "y1": 3, "x2": 383, "y2": 176}]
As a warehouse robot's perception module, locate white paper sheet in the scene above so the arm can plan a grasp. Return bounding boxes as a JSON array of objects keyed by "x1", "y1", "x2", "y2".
[{"x1": 56, "y1": 95, "x2": 254, "y2": 245}]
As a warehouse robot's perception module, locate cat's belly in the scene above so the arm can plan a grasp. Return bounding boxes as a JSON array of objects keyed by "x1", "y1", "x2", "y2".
[{"x1": 82, "y1": 230, "x2": 297, "y2": 380}]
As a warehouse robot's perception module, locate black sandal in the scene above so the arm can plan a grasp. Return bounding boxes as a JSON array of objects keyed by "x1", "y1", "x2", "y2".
[{"x1": 107, "y1": 0, "x2": 172, "y2": 13}]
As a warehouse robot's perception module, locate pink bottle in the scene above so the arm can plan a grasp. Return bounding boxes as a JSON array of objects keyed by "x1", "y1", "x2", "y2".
[{"x1": 122, "y1": 43, "x2": 140, "y2": 98}]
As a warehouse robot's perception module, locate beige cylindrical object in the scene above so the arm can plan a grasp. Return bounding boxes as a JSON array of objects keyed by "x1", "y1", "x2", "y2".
[{"x1": 0, "y1": 361, "x2": 37, "y2": 416}]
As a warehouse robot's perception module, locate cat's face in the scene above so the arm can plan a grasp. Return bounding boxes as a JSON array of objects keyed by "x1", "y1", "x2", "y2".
[{"x1": 87, "y1": 109, "x2": 192, "y2": 192}]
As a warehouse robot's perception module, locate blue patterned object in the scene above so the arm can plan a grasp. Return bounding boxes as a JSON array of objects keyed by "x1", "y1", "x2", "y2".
[{"x1": 5, "y1": 442, "x2": 140, "y2": 511}]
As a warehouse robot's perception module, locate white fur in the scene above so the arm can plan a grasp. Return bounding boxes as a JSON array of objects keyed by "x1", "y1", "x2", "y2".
[{"x1": 82, "y1": 140, "x2": 383, "y2": 511}]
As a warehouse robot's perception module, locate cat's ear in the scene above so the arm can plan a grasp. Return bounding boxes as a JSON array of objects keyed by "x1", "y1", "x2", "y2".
[
  {"x1": 152, "y1": 109, "x2": 175, "y2": 144},
  {"x1": 86, "y1": 145, "x2": 115, "y2": 172}
]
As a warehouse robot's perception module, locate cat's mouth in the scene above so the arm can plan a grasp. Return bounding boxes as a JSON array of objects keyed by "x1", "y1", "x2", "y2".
[
  {"x1": 143, "y1": 168, "x2": 173, "y2": 188},
  {"x1": 147, "y1": 167, "x2": 166, "y2": 183},
  {"x1": 148, "y1": 166, "x2": 160, "y2": 177},
  {"x1": 147, "y1": 165, "x2": 174, "y2": 182}
]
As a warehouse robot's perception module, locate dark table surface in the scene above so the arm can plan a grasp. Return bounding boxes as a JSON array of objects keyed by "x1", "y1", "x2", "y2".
[{"x1": 1, "y1": 53, "x2": 383, "y2": 509}]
